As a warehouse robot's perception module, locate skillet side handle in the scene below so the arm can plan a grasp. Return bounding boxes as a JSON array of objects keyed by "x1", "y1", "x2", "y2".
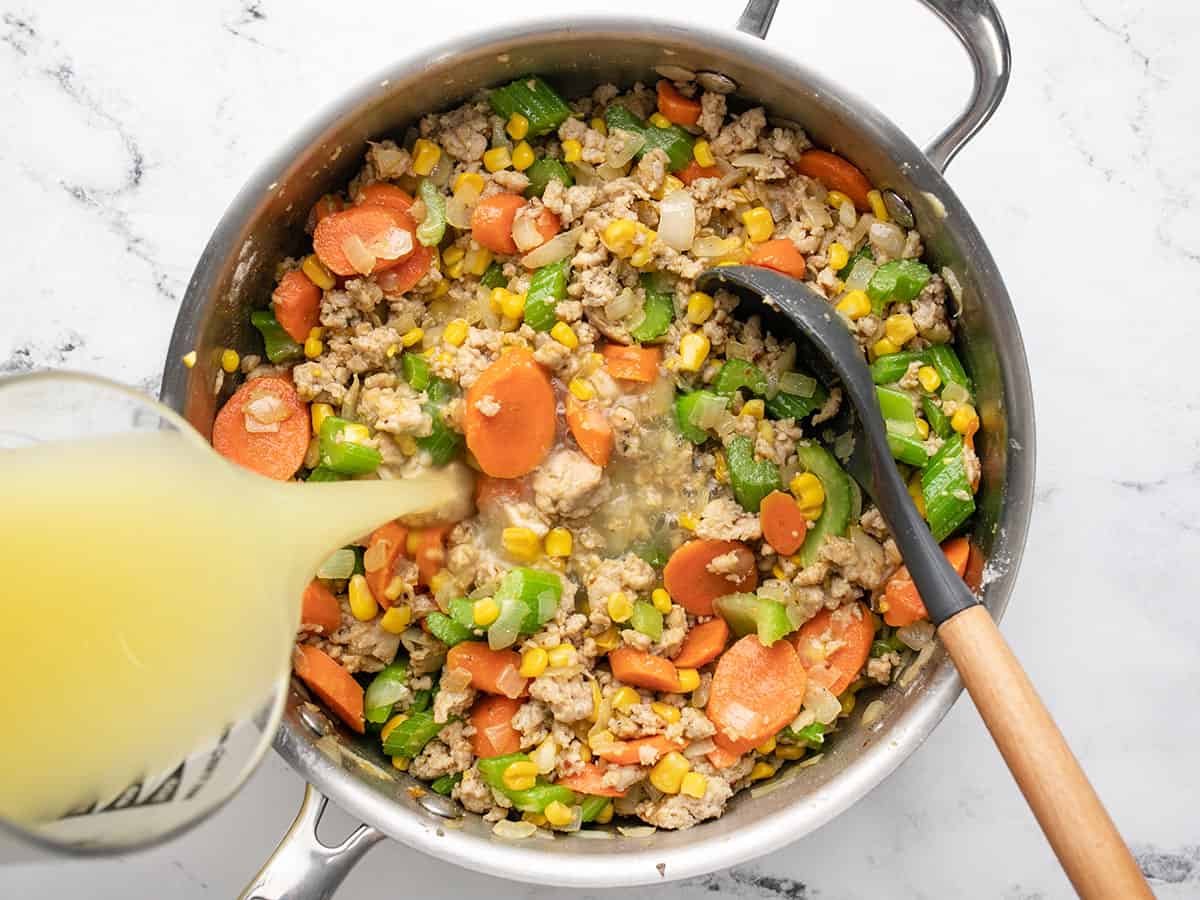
[
  {"x1": 736, "y1": 0, "x2": 779, "y2": 39},
  {"x1": 239, "y1": 784, "x2": 385, "y2": 900},
  {"x1": 938, "y1": 607, "x2": 1153, "y2": 900}
]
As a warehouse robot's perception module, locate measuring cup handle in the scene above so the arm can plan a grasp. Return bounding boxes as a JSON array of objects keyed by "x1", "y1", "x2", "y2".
[
  {"x1": 736, "y1": 0, "x2": 1011, "y2": 172},
  {"x1": 239, "y1": 784, "x2": 385, "y2": 900}
]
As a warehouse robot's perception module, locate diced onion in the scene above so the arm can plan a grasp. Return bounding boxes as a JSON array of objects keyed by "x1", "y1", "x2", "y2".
[
  {"x1": 246, "y1": 394, "x2": 289, "y2": 424},
  {"x1": 492, "y1": 819, "x2": 537, "y2": 839},
  {"x1": 243, "y1": 416, "x2": 279, "y2": 434},
  {"x1": 445, "y1": 195, "x2": 474, "y2": 229},
  {"x1": 487, "y1": 597, "x2": 524, "y2": 650},
  {"x1": 561, "y1": 805, "x2": 584, "y2": 833},
  {"x1": 778, "y1": 372, "x2": 816, "y2": 398},
  {"x1": 898, "y1": 642, "x2": 936, "y2": 688},
  {"x1": 569, "y1": 162, "x2": 601, "y2": 187},
  {"x1": 441, "y1": 666, "x2": 472, "y2": 692},
  {"x1": 861, "y1": 699, "x2": 887, "y2": 727},
  {"x1": 714, "y1": 411, "x2": 740, "y2": 441},
  {"x1": 682, "y1": 738, "x2": 716, "y2": 758},
  {"x1": 797, "y1": 752, "x2": 824, "y2": 769},
  {"x1": 531, "y1": 736, "x2": 558, "y2": 774},
  {"x1": 838, "y1": 201, "x2": 858, "y2": 229},
  {"x1": 342, "y1": 234, "x2": 376, "y2": 274},
  {"x1": 800, "y1": 197, "x2": 833, "y2": 229},
  {"x1": 616, "y1": 825, "x2": 656, "y2": 838},
  {"x1": 521, "y1": 227, "x2": 580, "y2": 269},
  {"x1": 362, "y1": 539, "x2": 391, "y2": 573},
  {"x1": 368, "y1": 142, "x2": 408, "y2": 178},
  {"x1": 494, "y1": 663, "x2": 527, "y2": 699},
  {"x1": 785, "y1": 603, "x2": 810, "y2": 630},
  {"x1": 803, "y1": 682, "x2": 841, "y2": 725},
  {"x1": 897, "y1": 620, "x2": 935, "y2": 650},
  {"x1": 366, "y1": 227, "x2": 414, "y2": 262},
  {"x1": 833, "y1": 431, "x2": 855, "y2": 462},
  {"x1": 750, "y1": 768, "x2": 798, "y2": 798},
  {"x1": 731, "y1": 152, "x2": 770, "y2": 169},
  {"x1": 869, "y1": 222, "x2": 905, "y2": 259},
  {"x1": 604, "y1": 287, "x2": 640, "y2": 322},
  {"x1": 589, "y1": 692, "x2": 614, "y2": 739},
  {"x1": 605, "y1": 129, "x2": 646, "y2": 169},
  {"x1": 428, "y1": 151, "x2": 453, "y2": 188},
  {"x1": 657, "y1": 190, "x2": 696, "y2": 251},
  {"x1": 317, "y1": 548, "x2": 358, "y2": 580},
  {"x1": 692, "y1": 235, "x2": 741, "y2": 258},
  {"x1": 574, "y1": 829, "x2": 614, "y2": 840},
  {"x1": 844, "y1": 259, "x2": 876, "y2": 293},
  {"x1": 687, "y1": 393, "x2": 728, "y2": 429},
  {"x1": 788, "y1": 709, "x2": 816, "y2": 732},
  {"x1": 942, "y1": 381, "x2": 970, "y2": 405},
  {"x1": 720, "y1": 701, "x2": 760, "y2": 735},
  {"x1": 512, "y1": 214, "x2": 546, "y2": 253}
]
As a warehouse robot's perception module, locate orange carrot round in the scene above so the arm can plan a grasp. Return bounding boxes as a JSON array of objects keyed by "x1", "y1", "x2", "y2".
[
  {"x1": 313, "y1": 205, "x2": 416, "y2": 276},
  {"x1": 656, "y1": 80, "x2": 702, "y2": 127},
  {"x1": 794, "y1": 149, "x2": 873, "y2": 211},
  {"x1": 355, "y1": 182, "x2": 415, "y2": 213},
  {"x1": 565, "y1": 394, "x2": 614, "y2": 467},
  {"x1": 792, "y1": 601, "x2": 874, "y2": 696},
  {"x1": 364, "y1": 521, "x2": 409, "y2": 608},
  {"x1": 601, "y1": 344, "x2": 661, "y2": 383},
  {"x1": 413, "y1": 524, "x2": 452, "y2": 586},
  {"x1": 293, "y1": 645, "x2": 364, "y2": 733},
  {"x1": 446, "y1": 642, "x2": 527, "y2": 698},
  {"x1": 882, "y1": 537, "x2": 971, "y2": 627},
  {"x1": 212, "y1": 376, "x2": 309, "y2": 481},
  {"x1": 272, "y1": 269, "x2": 322, "y2": 343},
  {"x1": 708, "y1": 635, "x2": 807, "y2": 754},
  {"x1": 705, "y1": 743, "x2": 743, "y2": 770},
  {"x1": 375, "y1": 243, "x2": 433, "y2": 296},
  {"x1": 608, "y1": 648, "x2": 681, "y2": 692},
  {"x1": 474, "y1": 474, "x2": 527, "y2": 509},
  {"x1": 747, "y1": 239, "x2": 806, "y2": 280},
  {"x1": 301, "y1": 580, "x2": 342, "y2": 635},
  {"x1": 471, "y1": 193, "x2": 527, "y2": 254},
  {"x1": 463, "y1": 349, "x2": 556, "y2": 478},
  {"x1": 557, "y1": 762, "x2": 628, "y2": 797},
  {"x1": 593, "y1": 735, "x2": 682, "y2": 766},
  {"x1": 759, "y1": 490, "x2": 809, "y2": 555},
  {"x1": 307, "y1": 193, "x2": 344, "y2": 232},
  {"x1": 678, "y1": 160, "x2": 722, "y2": 184},
  {"x1": 663, "y1": 539, "x2": 758, "y2": 616},
  {"x1": 468, "y1": 695, "x2": 523, "y2": 758},
  {"x1": 670, "y1": 617, "x2": 730, "y2": 669}
]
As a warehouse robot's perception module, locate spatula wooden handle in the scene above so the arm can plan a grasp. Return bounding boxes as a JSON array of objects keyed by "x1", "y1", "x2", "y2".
[{"x1": 938, "y1": 605, "x2": 1151, "y2": 899}]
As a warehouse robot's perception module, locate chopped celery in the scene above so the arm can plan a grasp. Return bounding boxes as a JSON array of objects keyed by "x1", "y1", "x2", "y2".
[
  {"x1": 364, "y1": 661, "x2": 408, "y2": 724},
  {"x1": 425, "y1": 612, "x2": 473, "y2": 647},
  {"x1": 416, "y1": 179, "x2": 446, "y2": 247},
  {"x1": 632, "y1": 541, "x2": 669, "y2": 570},
  {"x1": 523, "y1": 258, "x2": 570, "y2": 332},
  {"x1": 766, "y1": 382, "x2": 829, "y2": 421},
  {"x1": 430, "y1": 772, "x2": 462, "y2": 796},
  {"x1": 250, "y1": 308, "x2": 303, "y2": 364},
  {"x1": 725, "y1": 435, "x2": 782, "y2": 513},
  {"x1": 410, "y1": 688, "x2": 433, "y2": 714},
  {"x1": 480, "y1": 262, "x2": 508, "y2": 290},
  {"x1": 630, "y1": 273, "x2": 675, "y2": 343},
  {"x1": 887, "y1": 432, "x2": 931, "y2": 468},
  {"x1": 923, "y1": 395, "x2": 952, "y2": 439},
  {"x1": 401, "y1": 352, "x2": 431, "y2": 391},
  {"x1": 416, "y1": 377, "x2": 464, "y2": 465},
  {"x1": 794, "y1": 443, "x2": 853, "y2": 566},
  {"x1": 876, "y1": 386, "x2": 919, "y2": 437},
  {"x1": 713, "y1": 593, "x2": 793, "y2": 646},
  {"x1": 494, "y1": 567, "x2": 562, "y2": 633},
  {"x1": 306, "y1": 466, "x2": 347, "y2": 483},
  {"x1": 712, "y1": 358, "x2": 768, "y2": 397},
  {"x1": 318, "y1": 416, "x2": 382, "y2": 475},
  {"x1": 921, "y1": 433, "x2": 975, "y2": 541},
  {"x1": 781, "y1": 721, "x2": 825, "y2": 746},
  {"x1": 488, "y1": 76, "x2": 572, "y2": 137},
  {"x1": 866, "y1": 259, "x2": 931, "y2": 314},
  {"x1": 869, "y1": 350, "x2": 930, "y2": 385},
  {"x1": 316, "y1": 547, "x2": 358, "y2": 579},
  {"x1": 604, "y1": 105, "x2": 693, "y2": 172},
  {"x1": 477, "y1": 753, "x2": 578, "y2": 813},
  {"x1": 448, "y1": 597, "x2": 478, "y2": 632},
  {"x1": 524, "y1": 157, "x2": 574, "y2": 199},
  {"x1": 674, "y1": 390, "x2": 722, "y2": 445},
  {"x1": 837, "y1": 244, "x2": 873, "y2": 279},
  {"x1": 580, "y1": 795, "x2": 610, "y2": 823},
  {"x1": 629, "y1": 601, "x2": 664, "y2": 641},
  {"x1": 925, "y1": 344, "x2": 972, "y2": 394},
  {"x1": 381, "y1": 710, "x2": 448, "y2": 758}
]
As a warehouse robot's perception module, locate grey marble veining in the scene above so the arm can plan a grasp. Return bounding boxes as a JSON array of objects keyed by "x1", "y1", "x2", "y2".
[{"x1": 2, "y1": 0, "x2": 1198, "y2": 897}]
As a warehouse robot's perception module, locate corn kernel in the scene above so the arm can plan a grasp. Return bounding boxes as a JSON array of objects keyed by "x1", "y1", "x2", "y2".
[
  {"x1": 629, "y1": 244, "x2": 654, "y2": 269},
  {"x1": 347, "y1": 573, "x2": 378, "y2": 621},
  {"x1": 595, "y1": 627, "x2": 621, "y2": 652},
  {"x1": 594, "y1": 801, "x2": 614, "y2": 824},
  {"x1": 742, "y1": 398, "x2": 765, "y2": 419},
  {"x1": 441, "y1": 245, "x2": 465, "y2": 267},
  {"x1": 648, "y1": 111, "x2": 672, "y2": 129},
  {"x1": 544, "y1": 527, "x2": 573, "y2": 558},
  {"x1": 607, "y1": 591, "x2": 633, "y2": 623},
  {"x1": 562, "y1": 139, "x2": 582, "y2": 163},
  {"x1": 663, "y1": 175, "x2": 685, "y2": 194},
  {"x1": 790, "y1": 472, "x2": 825, "y2": 521},
  {"x1": 757, "y1": 420, "x2": 775, "y2": 443},
  {"x1": 522, "y1": 811, "x2": 548, "y2": 827},
  {"x1": 472, "y1": 596, "x2": 500, "y2": 628},
  {"x1": 483, "y1": 146, "x2": 512, "y2": 173},
  {"x1": 826, "y1": 190, "x2": 851, "y2": 210},
  {"x1": 550, "y1": 322, "x2": 579, "y2": 349},
  {"x1": 401, "y1": 327, "x2": 424, "y2": 348},
  {"x1": 917, "y1": 365, "x2": 942, "y2": 393},
  {"x1": 827, "y1": 242, "x2": 849, "y2": 272},
  {"x1": 301, "y1": 335, "x2": 321, "y2": 359},
  {"x1": 951, "y1": 403, "x2": 980, "y2": 436},
  {"x1": 520, "y1": 647, "x2": 549, "y2": 678},
  {"x1": 867, "y1": 189, "x2": 890, "y2": 222},
  {"x1": 677, "y1": 332, "x2": 711, "y2": 372},
  {"x1": 908, "y1": 471, "x2": 926, "y2": 517},
  {"x1": 649, "y1": 752, "x2": 691, "y2": 795},
  {"x1": 775, "y1": 743, "x2": 806, "y2": 760},
  {"x1": 380, "y1": 713, "x2": 409, "y2": 742},
  {"x1": 379, "y1": 605, "x2": 412, "y2": 633},
  {"x1": 840, "y1": 690, "x2": 857, "y2": 717},
  {"x1": 772, "y1": 564, "x2": 787, "y2": 580},
  {"x1": 586, "y1": 117, "x2": 606, "y2": 136},
  {"x1": 543, "y1": 800, "x2": 573, "y2": 828},
  {"x1": 714, "y1": 450, "x2": 729, "y2": 484},
  {"x1": 502, "y1": 760, "x2": 539, "y2": 792},
  {"x1": 885, "y1": 313, "x2": 917, "y2": 346},
  {"x1": 500, "y1": 291, "x2": 526, "y2": 321},
  {"x1": 676, "y1": 668, "x2": 701, "y2": 693},
  {"x1": 406, "y1": 531, "x2": 421, "y2": 555},
  {"x1": 612, "y1": 686, "x2": 640, "y2": 712},
  {"x1": 182, "y1": 350, "x2": 197, "y2": 369},
  {"x1": 443, "y1": 319, "x2": 469, "y2": 347},
  {"x1": 412, "y1": 139, "x2": 441, "y2": 176},
  {"x1": 872, "y1": 337, "x2": 900, "y2": 358},
  {"x1": 432, "y1": 281, "x2": 450, "y2": 299},
  {"x1": 749, "y1": 762, "x2": 776, "y2": 782},
  {"x1": 651, "y1": 588, "x2": 672, "y2": 614},
  {"x1": 464, "y1": 245, "x2": 492, "y2": 277},
  {"x1": 505, "y1": 113, "x2": 530, "y2": 141},
  {"x1": 502, "y1": 526, "x2": 541, "y2": 562},
  {"x1": 454, "y1": 171, "x2": 485, "y2": 195},
  {"x1": 384, "y1": 575, "x2": 410, "y2": 603},
  {"x1": 651, "y1": 702, "x2": 681, "y2": 724},
  {"x1": 687, "y1": 291, "x2": 715, "y2": 324},
  {"x1": 693, "y1": 139, "x2": 716, "y2": 168},
  {"x1": 512, "y1": 141, "x2": 535, "y2": 172},
  {"x1": 835, "y1": 289, "x2": 871, "y2": 320},
  {"x1": 588, "y1": 728, "x2": 616, "y2": 751},
  {"x1": 548, "y1": 644, "x2": 576, "y2": 668},
  {"x1": 602, "y1": 219, "x2": 639, "y2": 256},
  {"x1": 915, "y1": 417, "x2": 931, "y2": 440},
  {"x1": 756, "y1": 736, "x2": 777, "y2": 754},
  {"x1": 742, "y1": 207, "x2": 775, "y2": 243},
  {"x1": 678, "y1": 512, "x2": 699, "y2": 531},
  {"x1": 391, "y1": 756, "x2": 410, "y2": 771},
  {"x1": 567, "y1": 378, "x2": 595, "y2": 403},
  {"x1": 295, "y1": 254, "x2": 334, "y2": 293},
  {"x1": 680, "y1": 771, "x2": 708, "y2": 799},
  {"x1": 589, "y1": 681, "x2": 602, "y2": 722},
  {"x1": 310, "y1": 402, "x2": 333, "y2": 435}
]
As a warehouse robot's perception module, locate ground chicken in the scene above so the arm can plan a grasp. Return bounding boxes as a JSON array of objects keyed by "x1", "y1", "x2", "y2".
[
  {"x1": 528, "y1": 674, "x2": 595, "y2": 722},
  {"x1": 531, "y1": 449, "x2": 607, "y2": 518},
  {"x1": 303, "y1": 603, "x2": 400, "y2": 674},
  {"x1": 695, "y1": 497, "x2": 763, "y2": 542}
]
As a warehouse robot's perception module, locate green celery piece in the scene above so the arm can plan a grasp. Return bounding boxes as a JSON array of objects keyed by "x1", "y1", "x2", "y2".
[
  {"x1": 480, "y1": 262, "x2": 508, "y2": 290},
  {"x1": 837, "y1": 244, "x2": 873, "y2": 279},
  {"x1": 425, "y1": 612, "x2": 473, "y2": 647},
  {"x1": 381, "y1": 710, "x2": 448, "y2": 758},
  {"x1": 318, "y1": 416, "x2": 383, "y2": 475},
  {"x1": 630, "y1": 273, "x2": 675, "y2": 343},
  {"x1": 629, "y1": 601, "x2": 664, "y2": 641},
  {"x1": 674, "y1": 390, "x2": 719, "y2": 445},
  {"x1": 416, "y1": 378, "x2": 464, "y2": 466},
  {"x1": 794, "y1": 443, "x2": 853, "y2": 566},
  {"x1": 430, "y1": 773, "x2": 462, "y2": 796},
  {"x1": 401, "y1": 352, "x2": 431, "y2": 391},
  {"x1": 410, "y1": 688, "x2": 433, "y2": 714},
  {"x1": 876, "y1": 386, "x2": 919, "y2": 438},
  {"x1": 580, "y1": 795, "x2": 610, "y2": 823},
  {"x1": 725, "y1": 435, "x2": 782, "y2": 513},
  {"x1": 712, "y1": 358, "x2": 768, "y2": 398},
  {"x1": 477, "y1": 752, "x2": 577, "y2": 812},
  {"x1": 426, "y1": 376, "x2": 456, "y2": 404},
  {"x1": 416, "y1": 178, "x2": 446, "y2": 247},
  {"x1": 488, "y1": 76, "x2": 572, "y2": 136},
  {"x1": 250, "y1": 308, "x2": 303, "y2": 364},
  {"x1": 766, "y1": 382, "x2": 829, "y2": 421},
  {"x1": 923, "y1": 395, "x2": 952, "y2": 439},
  {"x1": 477, "y1": 753, "x2": 528, "y2": 783},
  {"x1": 604, "y1": 104, "x2": 645, "y2": 137},
  {"x1": 524, "y1": 157, "x2": 574, "y2": 199},
  {"x1": 848, "y1": 477, "x2": 863, "y2": 523},
  {"x1": 925, "y1": 344, "x2": 973, "y2": 394},
  {"x1": 921, "y1": 433, "x2": 975, "y2": 542},
  {"x1": 364, "y1": 661, "x2": 408, "y2": 724},
  {"x1": 713, "y1": 593, "x2": 794, "y2": 646},
  {"x1": 495, "y1": 567, "x2": 562, "y2": 633},
  {"x1": 866, "y1": 260, "x2": 931, "y2": 315},
  {"x1": 871, "y1": 630, "x2": 906, "y2": 658},
  {"x1": 887, "y1": 432, "x2": 931, "y2": 468},
  {"x1": 793, "y1": 721, "x2": 826, "y2": 746},
  {"x1": 523, "y1": 258, "x2": 570, "y2": 332},
  {"x1": 306, "y1": 466, "x2": 347, "y2": 483},
  {"x1": 632, "y1": 541, "x2": 669, "y2": 570},
  {"x1": 448, "y1": 597, "x2": 478, "y2": 632},
  {"x1": 869, "y1": 350, "x2": 930, "y2": 385},
  {"x1": 603, "y1": 104, "x2": 692, "y2": 172}
]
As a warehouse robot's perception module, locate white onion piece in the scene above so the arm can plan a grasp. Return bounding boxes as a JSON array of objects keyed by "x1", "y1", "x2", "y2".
[
  {"x1": 512, "y1": 214, "x2": 546, "y2": 252},
  {"x1": 713, "y1": 411, "x2": 739, "y2": 440},
  {"x1": 897, "y1": 620, "x2": 935, "y2": 650},
  {"x1": 520, "y1": 227, "x2": 580, "y2": 269},
  {"x1": 779, "y1": 372, "x2": 816, "y2": 398},
  {"x1": 725, "y1": 339, "x2": 752, "y2": 361},
  {"x1": 362, "y1": 538, "x2": 391, "y2": 573},
  {"x1": 574, "y1": 829, "x2": 614, "y2": 840},
  {"x1": 844, "y1": 258, "x2": 877, "y2": 292},
  {"x1": 687, "y1": 393, "x2": 728, "y2": 429},
  {"x1": 445, "y1": 195, "x2": 474, "y2": 229},
  {"x1": 605, "y1": 129, "x2": 646, "y2": 169},
  {"x1": 838, "y1": 200, "x2": 858, "y2": 229},
  {"x1": 683, "y1": 738, "x2": 716, "y2": 758},
  {"x1": 340, "y1": 235, "x2": 376, "y2": 274},
  {"x1": 494, "y1": 663, "x2": 527, "y2": 699},
  {"x1": 899, "y1": 642, "x2": 936, "y2": 688},
  {"x1": 731, "y1": 152, "x2": 770, "y2": 169},
  {"x1": 531, "y1": 736, "x2": 558, "y2": 774},
  {"x1": 589, "y1": 692, "x2": 613, "y2": 739},
  {"x1": 942, "y1": 382, "x2": 970, "y2": 405},
  {"x1": 569, "y1": 161, "x2": 601, "y2": 186},
  {"x1": 317, "y1": 548, "x2": 358, "y2": 580},
  {"x1": 785, "y1": 603, "x2": 810, "y2": 630},
  {"x1": 833, "y1": 431, "x2": 855, "y2": 462},
  {"x1": 492, "y1": 820, "x2": 537, "y2": 839},
  {"x1": 789, "y1": 709, "x2": 816, "y2": 732},
  {"x1": 366, "y1": 227, "x2": 413, "y2": 262},
  {"x1": 243, "y1": 416, "x2": 279, "y2": 434},
  {"x1": 797, "y1": 752, "x2": 824, "y2": 769},
  {"x1": 803, "y1": 682, "x2": 841, "y2": 725},
  {"x1": 800, "y1": 197, "x2": 834, "y2": 229},
  {"x1": 595, "y1": 164, "x2": 626, "y2": 181},
  {"x1": 720, "y1": 700, "x2": 759, "y2": 735},
  {"x1": 657, "y1": 190, "x2": 696, "y2": 251},
  {"x1": 441, "y1": 666, "x2": 472, "y2": 692},
  {"x1": 245, "y1": 394, "x2": 289, "y2": 424},
  {"x1": 428, "y1": 150, "x2": 453, "y2": 187},
  {"x1": 616, "y1": 825, "x2": 657, "y2": 838},
  {"x1": 692, "y1": 235, "x2": 741, "y2": 258},
  {"x1": 869, "y1": 222, "x2": 905, "y2": 259},
  {"x1": 860, "y1": 699, "x2": 887, "y2": 727},
  {"x1": 605, "y1": 287, "x2": 640, "y2": 322}
]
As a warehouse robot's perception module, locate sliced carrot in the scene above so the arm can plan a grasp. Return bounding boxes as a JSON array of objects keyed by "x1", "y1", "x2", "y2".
[
  {"x1": 293, "y1": 644, "x2": 364, "y2": 733},
  {"x1": 300, "y1": 580, "x2": 342, "y2": 635},
  {"x1": 413, "y1": 524, "x2": 452, "y2": 586},
  {"x1": 608, "y1": 648, "x2": 681, "y2": 692},
  {"x1": 759, "y1": 490, "x2": 809, "y2": 556},
  {"x1": 307, "y1": 193, "x2": 344, "y2": 232},
  {"x1": 533, "y1": 207, "x2": 561, "y2": 246},
  {"x1": 364, "y1": 521, "x2": 409, "y2": 608},
  {"x1": 471, "y1": 193, "x2": 526, "y2": 255},
  {"x1": 882, "y1": 537, "x2": 971, "y2": 627},
  {"x1": 794, "y1": 149, "x2": 873, "y2": 212},
  {"x1": 656, "y1": 80, "x2": 702, "y2": 127},
  {"x1": 708, "y1": 635, "x2": 807, "y2": 754},
  {"x1": 355, "y1": 182, "x2": 414, "y2": 213},
  {"x1": 313, "y1": 205, "x2": 416, "y2": 277},
  {"x1": 792, "y1": 601, "x2": 874, "y2": 696},
  {"x1": 602, "y1": 344, "x2": 661, "y2": 383},
  {"x1": 272, "y1": 270, "x2": 322, "y2": 343},
  {"x1": 468, "y1": 695, "x2": 523, "y2": 758},
  {"x1": 705, "y1": 743, "x2": 743, "y2": 770},
  {"x1": 565, "y1": 394, "x2": 614, "y2": 467},
  {"x1": 446, "y1": 642, "x2": 527, "y2": 698},
  {"x1": 671, "y1": 618, "x2": 730, "y2": 669},
  {"x1": 375, "y1": 244, "x2": 433, "y2": 296},
  {"x1": 663, "y1": 539, "x2": 758, "y2": 616},
  {"x1": 556, "y1": 762, "x2": 628, "y2": 797},
  {"x1": 212, "y1": 376, "x2": 309, "y2": 481},
  {"x1": 593, "y1": 735, "x2": 683, "y2": 767},
  {"x1": 747, "y1": 239, "x2": 806, "y2": 280},
  {"x1": 463, "y1": 348, "x2": 556, "y2": 478},
  {"x1": 474, "y1": 474, "x2": 527, "y2": 509},
  {"x1": 677, "y1": 160, "x2": 722, "y2": 184}
]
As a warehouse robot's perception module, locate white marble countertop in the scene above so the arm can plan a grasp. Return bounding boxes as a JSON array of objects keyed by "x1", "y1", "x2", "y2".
[{"x1": 3, "y1": 0, "x2": 1198, "y2": 896}]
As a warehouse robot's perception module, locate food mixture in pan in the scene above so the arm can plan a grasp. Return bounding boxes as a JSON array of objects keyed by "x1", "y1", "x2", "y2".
[{"x1": 210, "y1": 73, "x2": 981, "y2": 833}]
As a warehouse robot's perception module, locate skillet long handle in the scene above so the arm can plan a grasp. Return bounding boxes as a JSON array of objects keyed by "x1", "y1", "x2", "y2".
[{"x1": 938, "y1": 606, "x2": 1151, "y2": 899}]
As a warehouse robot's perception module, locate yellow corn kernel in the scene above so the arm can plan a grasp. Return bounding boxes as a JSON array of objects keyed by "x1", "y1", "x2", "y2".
[
  {"x1": 587, "y1": 729, "x2": 616, "y2": 751},
  {"x1": 582, "y1": 351, "x2": 604, "y2": 375},
  {"x1": 651, "y1": 588, "x2": 672, "y2": 614},
  {"x1": 395, "y1": 434, "x2": 417, "y2": 456},
  {"x1": 917, "y1": 365, "x2": 942, "y2": 393},
  {"x1": 379, "y1": 605, "x2": 412, "y2": 634},
  {"x1": 680, "y1": 771, "x2": 708, "y2": 799},
  {"x1": 432, "y1": 280, "x2": 450, "y2": 299},
  {"x1": 602, "y1": 219, "x2": 639, "y2": 256},
  {"x1": 401, "y1": 327, "x2": 424, "y2": 348},
  {"x1": 445, "y1": 259, "x2": 465, "y2": 280},
  {"x1": 693, "y1": 139, "x2": 716, "y2": 168},
  {"x1": 885, "y1": 313, "x2": 917, "y2": 347},
  {"x1": 297, "y1": 253, "x2": 335, "y2": 291},
  {"x1": 543, "y1": 800, "x2": 574, "y2": 828},
  {"x1": 742, "y1": 398, "x2": 765, "y2": 420},
  {"x1": 454, "y1": 171, "x2": 485, "y2": 195},
  {"x1": 567, "y1": 378, "x2": 594, "y2": 402},
  {"x1": 590, "y1": 117, "x2": 607, "y2": 135},
  {"x1": 502, "y1": 760, "x2": 539, "y2": 792},
  {"x1": 677, "y1": 332, "x2": 711, "y2": 372},
  {"x1": 512, "y1": 141, "x2": 535, "y2": 172},
  {"x1": 687, "y1": 291, "x2": 715, "y2": 324},
  {"x1": 380, "y1": 713, "x2": 409, "y2": 742},
  {"x1": 772, "y1": 564, "x2": 787, "y2": 580},
  {"x1": 790, "y1": 472, "x2": 825, "y2": 521},
  {"x1": 520, "y1": 647, "x2": 549, "y2": 678},
  {"x1": 390, "y1": 755, "x2": 410, "y2": 771},
  {"x1": 758, "y1": 420, "x2": 775, "y2": 443},
  {"x1": 505, "y1": 113, "x2": 530, "y2": 142},
  {"x1": 742, "y1": 207, "x2": 775, "y2": 243},
  {"x1": 594, "y1": 801, "x2": 614, "y2": 824},
  {"x1": 840, "y1": 690, "x2": 857, "y2": 718},
  {"x1": 489, "y1": 287, "x2": 509, "y2": 313},
  {"x1": 749, "y1": 762, "x2": 776, "y2": 782},
  {"x1": 464, "y1": 245, "x2": 492, "y2": 277},
  {"x1": 500, "y1": 291, "x2": 526, "y2": 321},
  {"x1": 835, "y1": 289, "x2": 871, "y2": 320},
  {"x1": 826, "y1": 190, "x2": 851, "y2": 210},
  {"x1": 384, "y1": 575, "x2": 409, "y2": 603},
  {"x1": 612, "y1": 686, "x2": 640, "y2": 712},
  {"x1": 502, "y1": 527, "x2": 541, "y2": 562},
  {"x1": 562, "y1": 139, "x2": 583, "y2": 163},
  {"x1": 827, "y1": 242, "x2": 849, "y2": 272},
  {"x1": 649, "y1": 751, "x2": 691, "y2": 795},
  {"x1": 774, "y1": 743, "x2": 806, "y2": 760},
  {"x1": 915, "y1": 417, "x2": 931, "y2": 440},
  {"x1": 629, "y1": 243, "x2": 654, "y2": 269},
  {"x1": 544, "y1": 527, "x2": 573, "y2": 558},
  {"x1": 648, "y1": 111, "x2": 672, "y2": 129},
  {"x1": 442, "y1": 245, "x2": 465, "y2": 267},
  {"x1": 522, "y1": 811, "x2": 548, "y2": 827},
  {"x1": 908, "y1": 471, "x2": 926, "y2": 517},
  {"x1": 607, "y1": 591, "x2": 633, "y2": 623},
  {"x1": 595, "y1": 627, "x2": 621, "y2": 652},
  {"x1": 872, "y1": 337, "x2": 900, "y2": 359},
  {"x1": 310, "y1": 402, "x2": 333, "y2": 435},
  {"x1": 951, "y1": 403, "x2": 980, "y2": 436},
  {"x1": 472, "y1": 597, "x2": 500, "y2": 628},
  {"x1": 867, "y1": 189, "x2": 890, "y2": 222},
  {"x1": 304, "y1": 336, "x2": 324, "y2": 359},
  {"x1": 443, "y1": 319, "x2": 469, "y2": 347},
  {"x1": 651, "y1": 702, "x2": 681, "y2": 724},
  {"x1": 548, "y1": 644, "x2": 576, "y2": 668},
  {"x1": 678, "y1": 512, "x2": 699, "y2": 531},
  {"x1": 676, "y1": 668, "x2": 701, "y2": 693},
  {"x1": 341, "y1": 422, "x2": 371, "y2": 445},
  {"x1": 663, "y1": 175, "x2": 685, "y2": 194},
  {"x1": 412, "y1": 139, "x2": 441, "y2": 176},
  {"x1": 589, "y1": 681, "x2": 603, "y2": 722},
  {"x1": 483, "y1": 146, "x2": 512, "y2": 173},
  {"x1": 550, "y1": 322, "x2": 578, "y2": 349},
  {"x1": 182, "y1": 350, "x2": 197, "y2": 369},
  {"x1": 406, "y1": 531, "x2": 421, "y2": 555},
  {"x1": 713, "y1": 449, "x2": 729, "y2": 484},
  {"x1": 348, "y1": 573, "x2": 378, "y2": 621},
  {"x1": 756, "y1": 736, "x2": 777, "y2": 755}
]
